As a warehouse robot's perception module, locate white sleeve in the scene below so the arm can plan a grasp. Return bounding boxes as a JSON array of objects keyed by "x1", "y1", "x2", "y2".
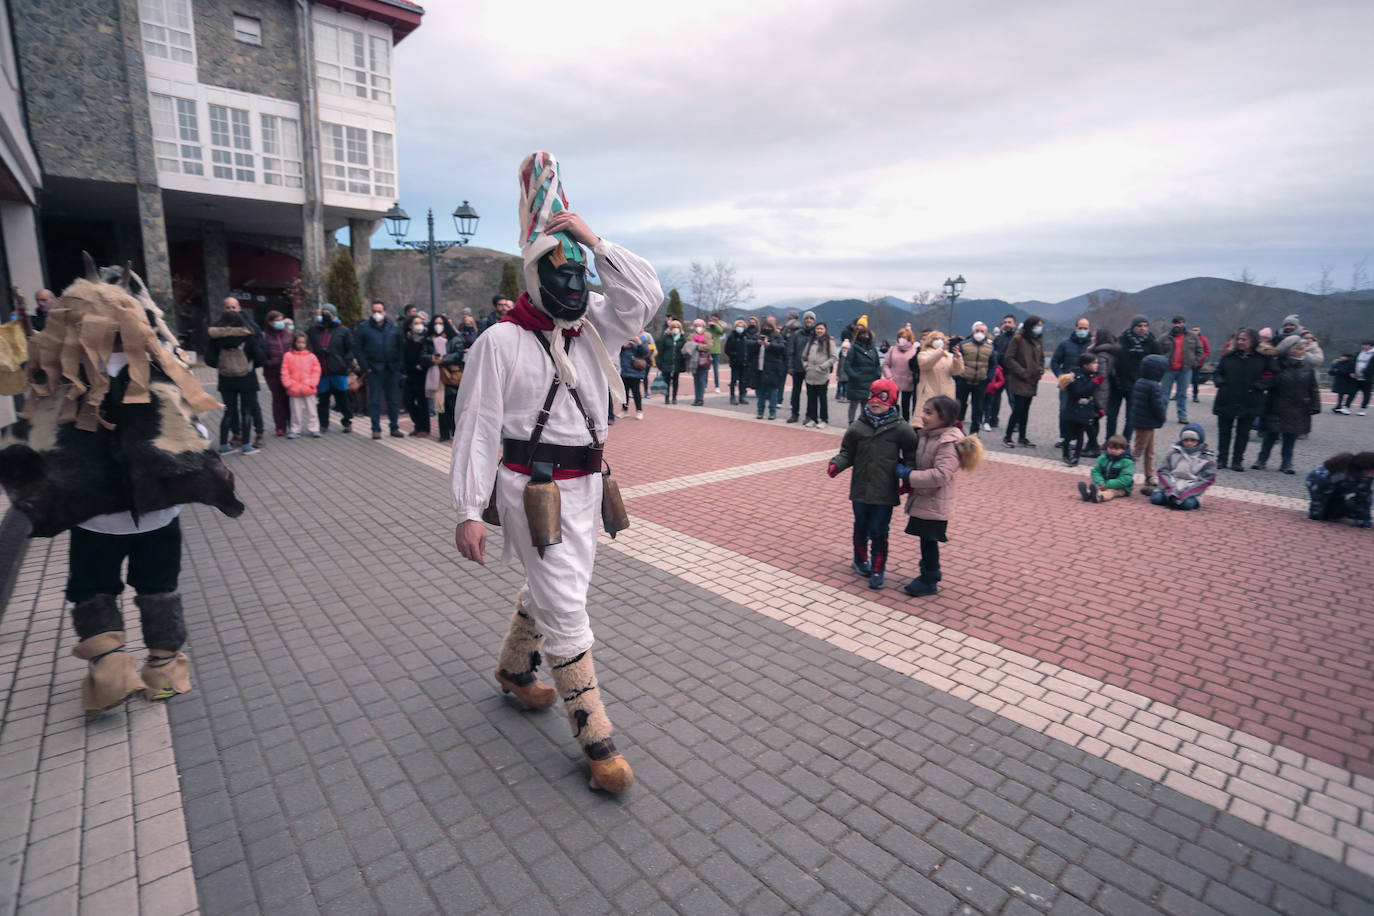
[
  {"x1": 450, "y1": 329, "x2": 510, "y2": 522},
  {"x1": 588, "y1": 239, "x2": 661, "y2": 343}
]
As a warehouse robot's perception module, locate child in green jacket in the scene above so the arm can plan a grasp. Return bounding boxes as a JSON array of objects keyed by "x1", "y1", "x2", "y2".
[
  {"x1": 828, "y1": 379, "x2": 918, "y2": 590},
  {"x1": 1078, "y1": 435, "x2": 1134, "y2": 502}
]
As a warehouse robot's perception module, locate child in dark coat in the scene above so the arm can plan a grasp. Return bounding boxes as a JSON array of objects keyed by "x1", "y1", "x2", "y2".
[
  {"x1": 828, "y1": 379, "x2": 919, "y2": 590},
  {"x1": 1330, "y1": 354, "x2": 1358, "y2": 414},
  {"x1": 1058, "y1": 353, "x2": 1103, "y2": 466},
  {"x1": 1130, "y1": 354, "x2": 1169, "y2": 493},
  {"x1": 1306, "y1": 451, "x2": 1374, "y2": 527}
]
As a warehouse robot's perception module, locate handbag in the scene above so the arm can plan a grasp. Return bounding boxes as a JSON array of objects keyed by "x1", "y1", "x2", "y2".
[
  {"x1": 440, "y1": 364, "x2": 464, "y2": 388},
  {"x1": 631, "y1": 357, "x2": 647, "y2": 371},
  {"x1": 985, "y1": 365, "x2": 1005, "y2": 395},
  {"x1": 347, "y1": 372, "x2": 364, "y2": 393}
]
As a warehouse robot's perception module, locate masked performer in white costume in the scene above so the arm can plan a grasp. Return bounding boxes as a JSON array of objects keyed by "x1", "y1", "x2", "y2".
[{"x1": 450, "y1": 153, "x2": 660, "y2": 792}]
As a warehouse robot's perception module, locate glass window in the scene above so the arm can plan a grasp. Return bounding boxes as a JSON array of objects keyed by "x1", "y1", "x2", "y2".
[
  {"x1": 208, "y1": 104, "x2": 254, "y2": 182},
  {"x1": 369, "y1": 35, "x2": 391, "y2": 103},
  {"x1": 315, "y1": 21, "x2": 391, "y2": 102},
  {"x1": 233, "y1": 14, "x2": 262, "y2": 45},
  {"x1": 139, "y1": 0, "x2": 195, "y2": 64},
  {"x1": 372, "y1": 132, "x2": 395, "y2": 199},
  {"x1": 320, "y1": 122, "x2": 394, "y2": 196},
  {"x1": 261, "y1": 114, "x2": 303, "y2": 188},
  {"x1": 149, "y1": 93, "x2": 203, "y2": 175}
]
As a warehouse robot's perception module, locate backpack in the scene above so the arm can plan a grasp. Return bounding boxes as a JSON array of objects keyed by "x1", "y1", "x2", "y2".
[{"x1": 218, "y1": 343, "x2": 251, "y2": 378}]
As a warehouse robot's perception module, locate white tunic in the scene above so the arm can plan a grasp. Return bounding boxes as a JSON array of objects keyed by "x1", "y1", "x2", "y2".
[{"x1": 449, "y1": 239, "x2": 660, "y2": 656}]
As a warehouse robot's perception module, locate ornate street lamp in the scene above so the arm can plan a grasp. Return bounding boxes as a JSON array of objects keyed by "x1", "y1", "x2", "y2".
[
  {"x1": 384, "y1": 201, "x2": 480, "y2": 316},
  {"x1": 943, "y1": 274, "x2": 966, "y2": 332}
]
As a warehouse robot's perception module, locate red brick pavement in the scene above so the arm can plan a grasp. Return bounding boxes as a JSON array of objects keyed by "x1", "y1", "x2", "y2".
[{"x1": 623, "y1": 439, "x2": 1374, "y2": 779}]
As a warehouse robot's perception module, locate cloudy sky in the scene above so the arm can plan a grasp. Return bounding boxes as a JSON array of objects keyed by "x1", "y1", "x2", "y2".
[{"x1": 381, "y1": 0, "x2": 1374, "y2": 306}]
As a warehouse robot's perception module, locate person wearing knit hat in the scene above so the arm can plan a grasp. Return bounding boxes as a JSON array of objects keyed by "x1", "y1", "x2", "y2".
[
  {"x1": 1253, "y1": 335, "x2": 1319, "y2": 473},
  {"x1": 786, "y1": 310, "x2": 818, "y2": 422},
  {"x1": 827, "y1": 376, "x2": 918, "y2": 590},
  {"x1": 1150, "y1": 422, "x2": 1217, "y2": 510},
  {"x1": 1280, "y1": 315, "x2": 1301, "y2": 337},
  {"x1": 1110, "y1": 314, "x2": 1162, "y2": 441},
  {"x1": 450, "y1": 152, "x2": 662, "y2": 793}
]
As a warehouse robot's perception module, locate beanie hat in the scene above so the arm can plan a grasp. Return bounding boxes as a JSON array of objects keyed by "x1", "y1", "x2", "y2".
[
  {"x1": 320, "y1": 303, "x2": 338, "y2": 316},
  {"x1": 1130, "y1": 314, "x2": 1149, "y2": 328},
  {"x1": 1275, "y1": 335, "x2": 1303, "y2": 358},
  {"x1": 803, "y1": 310, "x2": 816, "y2": 321},
  {"x1": 857, "y1": 314, "x2": 869, "y2": 328},
  {"x1": 1282, "y1": 314, "x2": 1300, "y2": 327},
  {"x1": 1260, "y1": 327, "x2": 1273, "y2": 339},
  {"x1": 868, "y1": 378, "x2": 898, "y2": 406}
]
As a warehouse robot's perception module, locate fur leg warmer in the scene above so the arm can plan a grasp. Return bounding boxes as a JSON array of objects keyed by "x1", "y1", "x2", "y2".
[
  {"x1": 548, "y1": 649, "x2": 633, "y2": 792},
  {"x1": 71, "y1": 629, "x2": 143, "y2": 715},
  {"x1": 494, "y1": 600, "x2": 556, "y2": 709},
  {"x1": 133, "y1": 593, "x2": 191, "y2": 700}
]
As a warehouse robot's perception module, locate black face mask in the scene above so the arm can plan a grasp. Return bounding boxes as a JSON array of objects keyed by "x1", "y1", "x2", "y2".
[{"x1": 536, "y1": 256, "x2": 589, "y2": 321}]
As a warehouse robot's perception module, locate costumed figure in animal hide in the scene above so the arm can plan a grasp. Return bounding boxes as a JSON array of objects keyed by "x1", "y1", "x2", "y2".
[
  {"x1": 450, "y1": 152, "x2": 660, "y2": 792},
  {"x1": 0, "y1": 256, "x2": 244, "y2": 715}
]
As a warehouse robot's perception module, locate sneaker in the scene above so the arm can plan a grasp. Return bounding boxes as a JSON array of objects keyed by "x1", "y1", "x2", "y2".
[
  {"x1": 714, "y1": 387, "x2": 721, "y2": 394},
  {"x1": 982, "y1": 422, "x2": 991, "y2": 431},
  {"x1": 390, "y1": 429, "x2": 405, "y2": 438},
  {"x1": 1077, "y1": 481, "x2": 1092, "y2": 502},
  {"x1": 1003, "y1": 438, "x2": 1015, "y2": 449},
  {"x1": 852, "y1": 559, "x2": 872, "y2": 577},
  {"x1": 786, "y1": 416, "x2": 799, "y2": 424},
  {"x1": 1360, "y1": 409, "x2": 1368, "y2": 416},
  {"x1": 768, "y1": 413, "x2": 777, "y2": 420},
  {"x1": 230, "y1": 435, "x2": 242, "y2": 448},
  {"x1": 1250, "y1": 461, "x2": 1266, "y2": 470},
  {"x1": 635, "y1": 412, "x2": 644, "y2": 420},
  {"x1": 372, "y1": 430, "x2": 383, "y2": 440},
  {"x1": 240, "y1": 444, "x2": 259, "y2": 455},
  {"x1": 275, "y1": 429, "x2": 286, "y2": 437},
  {"x1": 868, "y1": 571, "x2": 885, "y2": 590},
  {"x1": 1019, "y1": 439, "x2": 1036, "y2": 448},
  {"x1": 253, "y1": 435, "x2": 265, "y2": 448},
  {"x1": 1178, "y1": 418, "x2": 1188, "y2": 424},
  {"x1": 1053, "y1": 439, "x2": 1064, "y2": 449},
  {"x1": 218, "y1": 444, "x2": 237, "y2": 454},
  {"x1": 437, "y1": 437, "x2": 451, "y2": 443},
  {"x1": 903, "y1": 577, "x2": 938, "y2": 597},
  {"x1": 286, "y1": 432, "x2": 299, "y2": 439},
  {"x1": 1280, "y1": 464, "x2": 1295, "y2": 475},
  {"x1": 756, "y1": 413, "x2": 765, "y2": 420},
  {"x1": 1230, "y1": 462, "x2": 1244, "y2": 472},
  {"x1": 310, "y1": 431, "x2": 322, "y2": 438}
]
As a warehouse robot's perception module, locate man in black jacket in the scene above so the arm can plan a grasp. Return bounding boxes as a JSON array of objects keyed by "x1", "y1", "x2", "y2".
[
  {"x1": 307, "y1": 303, "x2": 354, "y2": 433},
  {"x1": 1051, "y1": 318, "x2": 1093, "y2": 446},
  {"x1": 354, "y1": 301, "x2": 405, "y2": 439},
  {"x1": 723, "y1": 318, "x2": 751, "y2": 404},
  {"x1": 785, "y1": 310, "x2": 816, "y2": 422},
  {"x1": 987, "y1": 314, "x2": 1018, "y2": 428},
  {"x1": 1112, "y1": 314, "x2": 1160, "y2": 441}
]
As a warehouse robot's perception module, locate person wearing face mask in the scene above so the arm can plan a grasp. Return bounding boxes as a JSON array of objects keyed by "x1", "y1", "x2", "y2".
[
  {"x1": 957, "y1": 321, "x2": 996, "y2": 429},
  {"x1": 655, "y1": 319, "x2": 686, "y2": 403},
  {"x1": 1001, "y1": 316, "x2": 1045, "y2": 447},
  {"x1": 450, "y1": 152, "x2": 661, "y2": 794},
  {"x1": 882, "y1": 328, "x2": 918, "y2": 420},
  {"x1": 1084, "y1": 329, "x2": 1120, "y2": 458},
  {"x1": 748, "y1": 317, "x2": 789, "y2": 419},
  {"x1": 844, "y1": 321, "x2": 883, "y2": 423},
  {"x1": 261, "y1": 310, "x2": 294, "y2": 437},
  {"x1": 913, "y1": 329, "x2": 963, "y2": 429},
  {"x1": 987, "y1": 314, "x2": 1019, "y2": 429},
  {"x1": 1051, "y1": 318, "x2": 1093, "y2": 448},
  {"x1": 1160, "y1": 315, "x2": 1205, "y2": 424},
  {"x1": 401, "y1": 314, "x2": 435, "y2": 437},
  {"x1": 353, "y1": 300, "x2": 405, "y2": 439},
  {"x1": 428, "y1": 315, "x2": 454, "y2": 425},
  {"x1": 307, "y1": 303, "x2": 355, "y2": 433},
  {"x1": 1111, "y1": 315, "x2": 1161, "y2": 441},
  {"x1": 723, "y1": 319, "x2": 750, "y2": 404}
]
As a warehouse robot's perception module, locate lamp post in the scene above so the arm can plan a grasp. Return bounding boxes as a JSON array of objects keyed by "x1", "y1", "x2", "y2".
[
  {"x1": 383, "y1": 201, "x2": 480, "y2": 315},
  {"x1": 943, "y1": 274, "x2": 966, "y2": 332}
]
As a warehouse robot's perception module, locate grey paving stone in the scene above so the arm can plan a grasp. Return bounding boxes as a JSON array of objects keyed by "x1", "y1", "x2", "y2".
[{"x1": 929, "y1": 857, "x2": 1008, "y2": 912}]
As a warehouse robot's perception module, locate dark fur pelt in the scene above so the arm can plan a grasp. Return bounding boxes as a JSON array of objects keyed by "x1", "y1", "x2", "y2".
[{"x1": 0, "y1": 369, "x2": 244, "y2": 537}]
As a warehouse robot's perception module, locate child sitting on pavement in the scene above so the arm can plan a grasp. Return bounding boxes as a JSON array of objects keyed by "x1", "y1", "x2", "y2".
[
  {"x1": 1149, "y1": 423, "x2": 1217, "y2": 510},
  {"x1": 896, "y1": 395, "x2": 984, "y2": 597},
  {"x1": 828, "y1": 379, "x2": 918, "y2": 590},
  {"x1": 1078, "y1": 435, "x2": 1134, "y2": 502},
  {"x1": 1306, "y1": 451, "x2": 1374, "y2": 527}
]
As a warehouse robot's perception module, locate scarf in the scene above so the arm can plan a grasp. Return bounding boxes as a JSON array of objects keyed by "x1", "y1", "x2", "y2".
[
  {"x1": 502, "y1": 293, "x2": 624, "y2": 406},
  {"x1": 862, "y1": 404, "x2": 899, "y2": 429}
]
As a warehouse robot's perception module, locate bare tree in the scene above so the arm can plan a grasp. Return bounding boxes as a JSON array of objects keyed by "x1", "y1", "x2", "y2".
[
  {"x1": 688, "y1": 259, "x2": 754, "y2": 320},
  {"x1": 1351, "y1": 257, "x2": 1370, "y2": 293},
  {"x1": 911, "y1": 289, "x2": 936, "y2": 306},
  {"x1": 1308, "y1": 264, "x2": 1336, "y2": 296},
  {"x1": 1233, "y1": 267, "x2": 1256, "y2": 285}
]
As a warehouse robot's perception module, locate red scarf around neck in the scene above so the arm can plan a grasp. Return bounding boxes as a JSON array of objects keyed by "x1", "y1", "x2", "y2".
[{"x1": 501, "y1": 292, "x2": 581, "y2": 337}]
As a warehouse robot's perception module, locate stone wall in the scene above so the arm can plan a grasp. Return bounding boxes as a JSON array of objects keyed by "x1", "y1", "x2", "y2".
[
  {"x1": 11, "y1": 0, "x2": 138, "y2": 183},
  {"x1": 194, "y1": 0, "x2": 301, "y2": 102}
]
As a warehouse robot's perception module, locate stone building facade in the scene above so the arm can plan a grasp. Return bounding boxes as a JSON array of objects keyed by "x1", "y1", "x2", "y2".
[{"x1": 9, "y1": 0, "x2": 423, "y2": 345}]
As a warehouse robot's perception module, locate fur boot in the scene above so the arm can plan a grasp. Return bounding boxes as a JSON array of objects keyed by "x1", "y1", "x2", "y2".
[
  {"x1": 547, "y1": 649, "x2": 633, "y2": 792},
  {"x1": 133, "y1": 592, "x2": 191, "y2": 701},
  {"x1": 495, "y1": 600, "x2": 556, "y2": 709},
  {"x1": 71, "y1": 630, "x2": 143, "y2": 715}
]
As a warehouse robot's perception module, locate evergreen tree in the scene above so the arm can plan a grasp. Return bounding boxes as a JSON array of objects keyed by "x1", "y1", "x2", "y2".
[
  {"x1": 666, "y1": 288, "x2": 684, "y2": 323},
  {"x1": 326, "y1": 247, "x2": 363, "y2": 326},
  {"x1": 499, "y1": 261, "x2": 521, "y2": 300}
]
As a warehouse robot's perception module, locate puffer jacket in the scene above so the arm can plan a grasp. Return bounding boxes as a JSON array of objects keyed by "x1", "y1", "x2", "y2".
[
  {"x1": 1129, "y1": 354, "x2": 1169, "y2": 430},
  {"x1": 308, "y1": 320, "x2": 353, "y2": 376},
  {"x1": 1091, "y1": 452, "x2": 1135, "y2": 493},
  {"x1": 960, "y1": 338, "x2": 995, "y2": 384},
  {"x1": 1002, "y1": 333, "x2": 1045, "y2": 398},
  {"x1": 1157, "y1": 423, "x2": 1218, "y2": 500},
  {"x1": 914, "y1": 345, "x2": 963, "y2": 424},
  {"x1": 830, "y1": 409, "x2": 920, "y2": 506},
  {"x1": 280, "y1": 347, "x2": 322, "y2": 398},
  {"x1": 787, "y1": 325, "x2": 815, "y2": 372},
  {"x1": 903, "y1": 424, "x2": 964, "y2": 521},
  {"x1": 803, "y1": 335, "x2": 837, "y2": 384},
  {"x1": 1307, "y1": 466, "x2": 1373, "y2": 525},
  {"x1": 1262, "y1": 357, "x2": 1320, "y2": 435},
  {"x1": 1087, "y1": 340, "x2": 1119, "y2": 408},
  {"x1": 882, "y1": 338, "x2": 918, "y2": 391},
  {"x1": 1061, "y1": 368, "x2": 1101, "y2": 425},
  {"x1": 619, "y1": 340, "x2": 649, "y2": 379},
  {"x1": 656, "y1": 332, "x2": 686, "y2": 374},
  {"x1": 748, "y1": 331, "x2": 789, "y2": 389},
  {"x1": 1050, "y1": 334, "x2": 1092, "y2": 376},
  {"x1": 723, "y1": 327, "x2": 751, "y2": 366},
  {"x1": 845, "y1": 339, "x2": 882, "y2": 396},
  {"x1": 1212, "y1": 348, "x2": 1274, "y2": 418}
]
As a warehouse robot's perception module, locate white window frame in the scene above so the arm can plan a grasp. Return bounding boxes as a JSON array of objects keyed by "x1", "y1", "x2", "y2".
[
  {"x1": 233, "y1": 14, "x2": 262, "y2": 46},
  {"x1": 372, "y1": 132, "x2": 395, "y2": 200},
  {"x1": 208, "y1": 103, "x2": 255, "y2": 183},
  {"x1": 149, "y1": 93, "x2": 204, "y2": 176},
  {"x1": 321, "y1": 121, "x2": 396, "y2": 197},
  {"x1": 261, "y1": 114, "x2": 303, "y2": 188},
  {"x1": 139, "y1": 0, "x2": 195, "y2": 65},
  {"x1": 314, "y1": 19, "x2": 391, "y2": 103}
]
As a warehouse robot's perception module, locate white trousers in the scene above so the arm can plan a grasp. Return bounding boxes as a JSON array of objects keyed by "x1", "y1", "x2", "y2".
[
  {"x1": 493, "y1": 465, "x2": 600, "y2": 657},
  {"x1": 289, "y1": 396, "x2": 319, "y2": 434}
]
